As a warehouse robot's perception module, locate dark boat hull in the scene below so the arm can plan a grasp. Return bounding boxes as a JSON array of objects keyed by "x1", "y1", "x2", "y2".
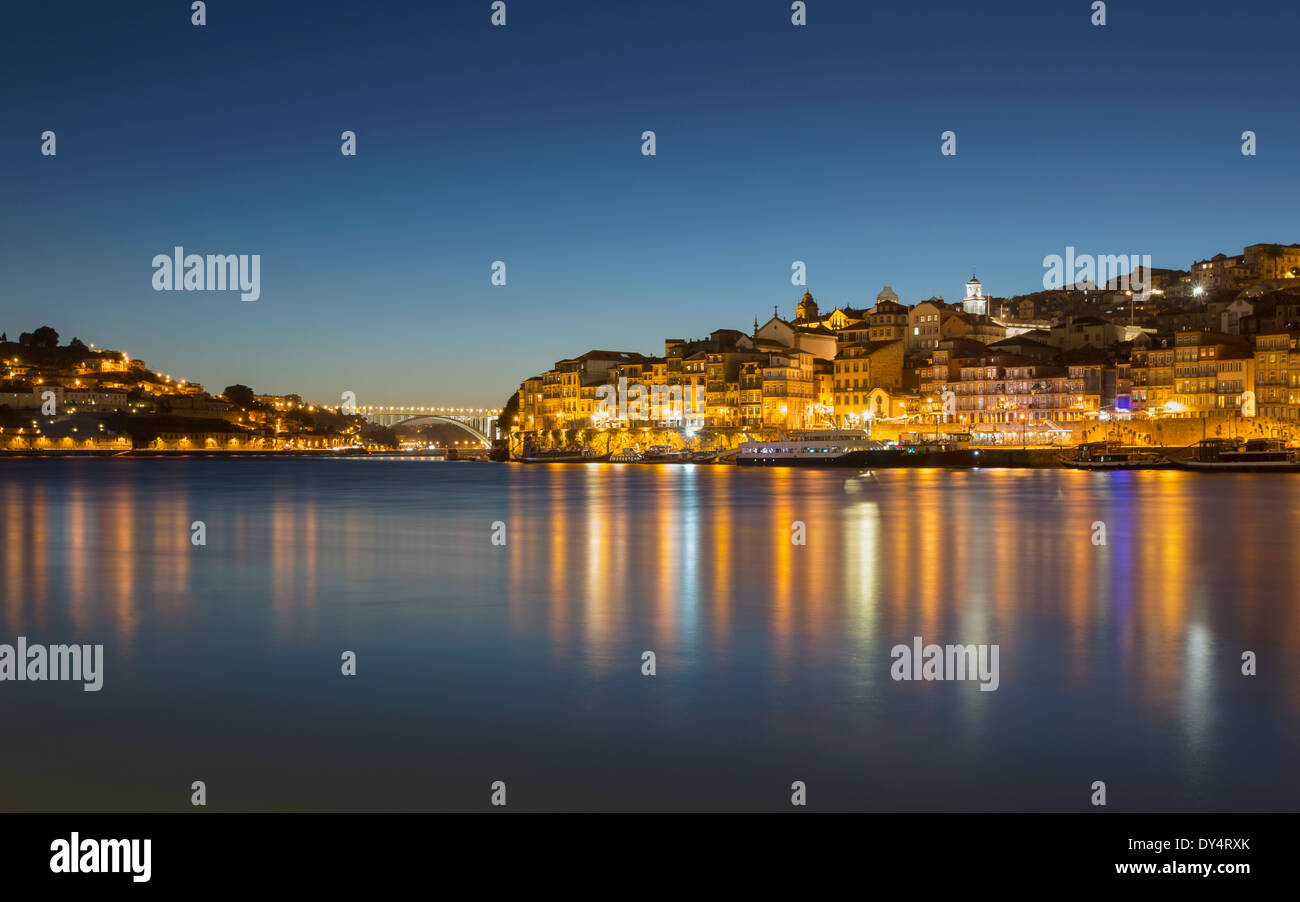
[
  {"x1": 737, "y1": 448, "x2": 1053, "y2": 468},
  {"x1": 1060, "y1": 458, "x2": 1171, "y2": 470},
  {"x1": 1172, "y1": 459, "x2": 1300, "y2": 473},
  {"x1": 513, "y1": 453, "x2": 611, "y2": 464}
]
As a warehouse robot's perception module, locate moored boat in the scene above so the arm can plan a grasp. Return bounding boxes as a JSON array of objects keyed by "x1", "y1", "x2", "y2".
[
  {"x1": 1060, "y1": 441, "x2": 1170, "y2": 470},
  {"x1": 514, "y1": 449, "x2": 610, "y2": 463},
  {"x1": 636, "y1": 445, "x2": 691, "y2": 463},
  {"x1": 511, "y1": 436, "x2": 610, "y2": 463},
  {"x1": 1173, "y1": 438, "x2": 1300, "y2": 472},
  {"x1": 734, "y1": 429, "x2": 1048, "y2": 468},
  {"x1": 737, "y1": 429, "x2": 882, "y2": 466}
]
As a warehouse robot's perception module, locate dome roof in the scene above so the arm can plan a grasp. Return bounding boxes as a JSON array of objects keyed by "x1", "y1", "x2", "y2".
[{"x1": 876, "y1": 285, "x2": 898, "y2": 302}]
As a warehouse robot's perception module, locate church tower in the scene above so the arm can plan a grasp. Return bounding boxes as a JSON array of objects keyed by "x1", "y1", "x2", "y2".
[
  {"x1": 795, "y1": 291, "x2": 818, "y2": 322},
  {"x1": 962, "y1": 275, "x2": 987, "y2": 316}
]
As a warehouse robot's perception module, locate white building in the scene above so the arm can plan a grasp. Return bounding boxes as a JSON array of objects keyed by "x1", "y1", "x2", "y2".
[{"x1": 962, "y1": 275, "x2": 987, "y2": 316}]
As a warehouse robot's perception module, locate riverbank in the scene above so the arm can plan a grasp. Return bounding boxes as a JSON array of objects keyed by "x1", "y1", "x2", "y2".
[
  {"x1": 0, "y1": 443, "x2": 1234, "y2": 468},
  {"x1": 0, "y1": 449, "x2": 363, "y2": 458}
]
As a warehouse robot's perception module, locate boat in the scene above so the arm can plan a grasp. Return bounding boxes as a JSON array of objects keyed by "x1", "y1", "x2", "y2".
[
  {"x1": 843, "y1": 470, "x2": 878, "y2": 493},
  {"x1": 1173, "y1": 438, "x2": 1300, "y2": 472},
  {"x1": 610, "y1": 445, "x2": 695, "y2": 463},
  {"x1": 897, "y1": 431, "x2": 973, "y2": 452},
  {"x1": 511, "y1": 436, "x2": 610, "y2": 463},
  {"x1": 737, "y1": 429, "x2": 884, "y2": 466},
  {"x1": 1060, "y1": 441, "x2": 1170, "y2": 470},
  {"x1": 636, "y1": 445, "x2": 691, "y2": 463},
  {"x1": 514, "y1": 449, "x2": 610, "y2": 463},
  {"x1": 737, "y1": 429, "x2": 1053, "y2": 468},
  {"x1": 877, "y1": 433, "x2": 991, "y2": 467}
]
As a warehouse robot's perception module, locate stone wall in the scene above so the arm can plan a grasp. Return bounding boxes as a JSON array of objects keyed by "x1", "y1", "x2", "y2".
[{"x1": 869, "y1": 413, "x2": 1293, "y2": 447}]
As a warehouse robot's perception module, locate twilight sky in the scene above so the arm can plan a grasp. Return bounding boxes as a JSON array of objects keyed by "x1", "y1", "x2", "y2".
[{"x1": 2, "y1": 0, "x2": 1296, "y2": 406}]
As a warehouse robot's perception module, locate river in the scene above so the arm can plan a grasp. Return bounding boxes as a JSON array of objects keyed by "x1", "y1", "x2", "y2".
[{"x1": 1, "y1": 458, "x2": 1296, "y2": 811}]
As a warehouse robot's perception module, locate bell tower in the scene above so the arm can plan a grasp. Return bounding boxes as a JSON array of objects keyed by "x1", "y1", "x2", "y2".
[
  {"x1": 962, "y1": 274, "x2": 987, "y2": 316},
  {"x1": 796, "y1": 291, "x2": 818, "y2": 322}
]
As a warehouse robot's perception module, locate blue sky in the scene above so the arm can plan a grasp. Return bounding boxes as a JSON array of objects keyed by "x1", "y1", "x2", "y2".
[{"x1": 2, "y1": 0, "x2": 1296, "y2": 406}]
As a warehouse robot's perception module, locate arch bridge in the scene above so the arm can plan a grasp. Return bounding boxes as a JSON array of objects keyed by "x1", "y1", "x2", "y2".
[{"x1": 354, "y1": 406, "x2": 500, "y2": 445}]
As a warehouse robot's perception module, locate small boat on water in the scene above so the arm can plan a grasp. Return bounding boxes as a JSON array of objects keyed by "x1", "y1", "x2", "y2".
[
  {"x1": 609, "y1": 446, "x2": 689, "y2": 463},
  {"x1": 511, "y1": 437, "x2": 610, "y2": 463},
  {"x1": 1060, "y1": 441, "x2": 1170, "y2": 470},
  {"x1": 1173, "y1": 438, "x2": 1300, "y2": 472},
  {"x1": 735, "y1": 430, "x2": 1020, "y2": 468},
  {"x1": 737, "y1": 429, "x2": 883, "y2": 466},
  {"x1": 515, "y1": 449, "x2": 610, "y2": 463},
  {"x1": 636, "y1": 445, "x2": 691, "y2": 464},
  {"x1": 843, "y1": 470, "x2": 878, "y2": 493}
]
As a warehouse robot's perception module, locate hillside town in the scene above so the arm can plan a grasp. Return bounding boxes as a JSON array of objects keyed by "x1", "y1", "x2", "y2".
[
  {"x1": 0, "y1": 327, "x2": 376, "y2": 452},
  {"x1": 510, "y1": 242, "x2": 1300, "y2": 450}
]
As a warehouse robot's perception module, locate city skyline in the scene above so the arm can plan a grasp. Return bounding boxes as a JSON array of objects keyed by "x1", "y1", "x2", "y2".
[{"x1": 5, "y1": 0, "x2": 1299, "y2": 406}]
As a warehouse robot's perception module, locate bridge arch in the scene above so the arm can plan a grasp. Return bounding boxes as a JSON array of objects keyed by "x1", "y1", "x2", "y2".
[{"x1": 391, "y1": 415, "x2": 491, "y2": 445}]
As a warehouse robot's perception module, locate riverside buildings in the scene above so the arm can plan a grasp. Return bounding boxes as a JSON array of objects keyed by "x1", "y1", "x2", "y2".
[{"x1": 514, "y1": 270, "x2": 1300, "y2": 443}]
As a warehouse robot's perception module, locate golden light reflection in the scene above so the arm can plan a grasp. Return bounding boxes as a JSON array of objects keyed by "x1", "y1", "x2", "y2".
[
  {"x1": 64, "y1": 482, "x2": 88, "y2": 636},
  {"x1": 653, "y1": 470, "x2": 679, "y2": 647},
  {"x1": 769, "y1": 467, "x2": 795, "y2": 679},
  {"x1": 547, "y1": 467, "x2": 570, "y2": 646},
  {"x1": 709, "y1": 468, "x2": 733, "y2": 646},
  {"x1": 151, "y1": 494, "x2": 189, "y2": 613},
  {"x1": 270, "y1": 489, "x2": 319, "y2": 644},
  {"x1": 6, "y1": 462, "x2": 1295, "y2": 731},
  {"x1": 582, "y1": 466, "x2": 615, "y2": 669},
  {"x1": 841, "y1": 495, "x2": 880, "y2": 644},
  {"x1": 6, "y1": 481, "x2": 29, "y2": 634},
  {"x1": 105, "y1": 480, "x2": 136, "y2": 649}
]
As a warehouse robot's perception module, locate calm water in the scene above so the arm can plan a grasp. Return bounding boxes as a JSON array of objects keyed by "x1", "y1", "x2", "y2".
[{"x1": 1, "y1": 458, "x2": 1297, "y2": 812}]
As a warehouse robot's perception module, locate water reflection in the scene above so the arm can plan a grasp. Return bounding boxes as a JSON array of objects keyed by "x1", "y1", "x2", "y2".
[{"x1": 1, "y1": 459, "x2": 1297, "y2": 811}]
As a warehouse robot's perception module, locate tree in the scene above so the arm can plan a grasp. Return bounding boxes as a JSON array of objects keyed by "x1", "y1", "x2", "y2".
[
  {"x1": 359, "y1": 422, "x2": 398, "y2": 448},
  {"x1": 68, "y1": 337, "x2": 88, "y2": 354},
  {"x1": 285, "y1": 407, "x2": 315, "y2": 429},
  {"x1": 496, "y1": 391, "x2": 518, "y2": 435},
  {"x1": 1266, "y1": 244, "x2": 1283, "y2": 276},
  {"x1": 30, "y1": 326, "x2": 59, "y2": 348},
  {"x1": 222, "y1": 384, "x2": 257, "y2": 408}
]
